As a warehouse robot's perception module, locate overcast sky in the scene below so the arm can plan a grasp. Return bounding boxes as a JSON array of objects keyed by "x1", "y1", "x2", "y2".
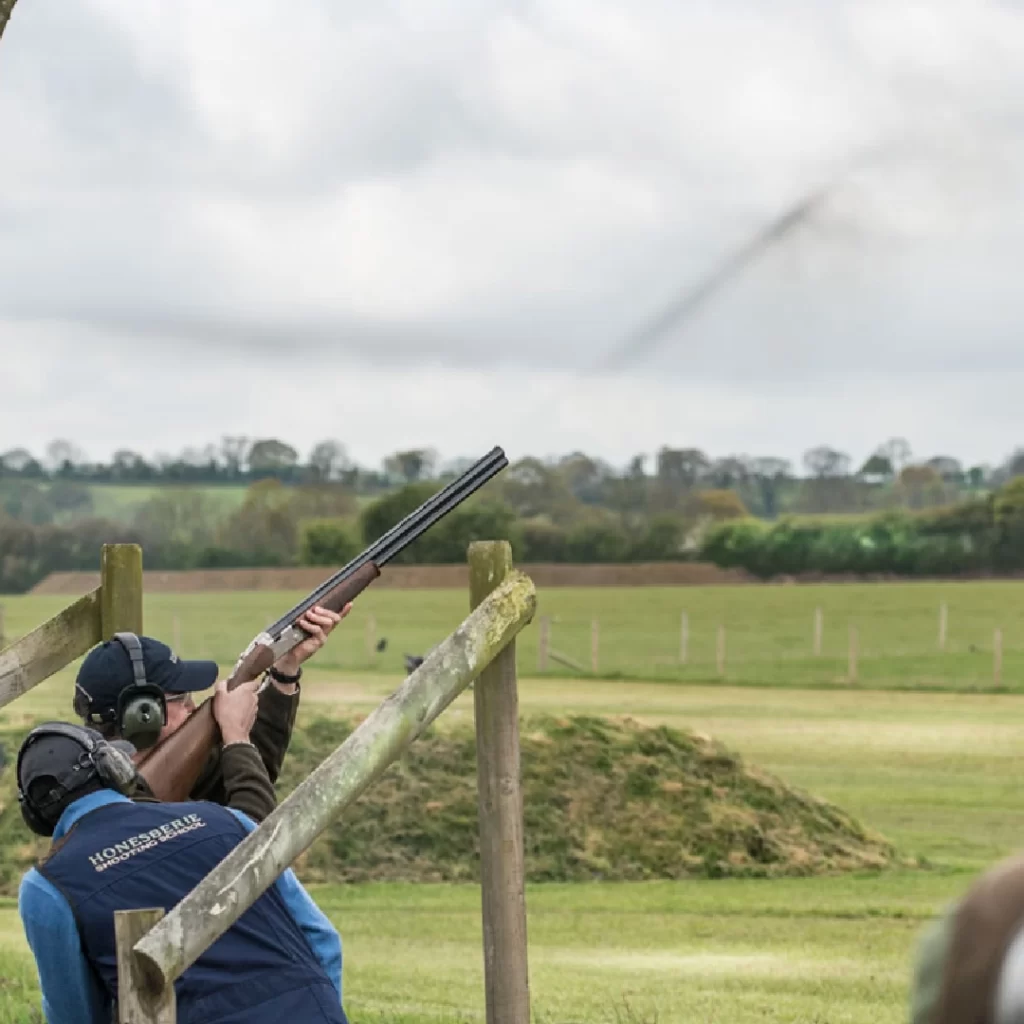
[{"x1": 2, "y1": 0, "x2": 1023, "y2": 472}]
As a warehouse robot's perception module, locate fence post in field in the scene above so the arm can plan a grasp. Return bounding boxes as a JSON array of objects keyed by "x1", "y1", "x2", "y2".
[
  {"x1": 128, "y1": 570, "x2": 537, "y2": 1004},
  {"x1": 538, "y1": 615, "x2": 550, "y2": 672},
  {"x1": 939, "y1": 603, "x2": 948, "y2": 653},
  {"x1": 116, "y1": 908, "x2": 175, "y2": 1023},
  {"x1": 995, "y1": 628, "x2": 1003, "y2": 687},
  {"x1": 848, "y1": 625, "x2": 859, "y2": 683},
  {"x1": 716, "y1": 625, "x2": 726, "y2": 679},
  {"x1": 365, "y1": 614, "x2": 377, "y2": 660},
  {"x1": 100, "y1": 544, "x2": 144, "y2": 638},
  {"x1": 469, "y1": 541, "x2": 532, "y2": 1024},
  {"x1": 679, "y1": 611, "x2": 689, "y2": 664},
  {"x1": 0, "y1": 0, "x2": 21, "y2": 45},
  {"x1": 813, "y1": 607, "x2": 823, "y2": 656},
  {"x1": 591, "y1": 619, "x2": 600, "y2": 674}
]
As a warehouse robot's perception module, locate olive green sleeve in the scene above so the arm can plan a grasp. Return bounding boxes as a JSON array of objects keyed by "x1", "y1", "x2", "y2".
[
  {"x1": 248, "y1": 681, "x2": 302, "y2": 784},
  {"x1": 216, "y1": 742, "x2": 277, "y2": 823}
]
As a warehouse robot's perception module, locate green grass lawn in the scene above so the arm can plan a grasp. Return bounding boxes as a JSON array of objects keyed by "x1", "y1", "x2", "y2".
[
  {"x1": 3, "y1": 666, "x2": 1023, "y2": 1021},
  {"x1": 7, "y1": 578, "x2": 1024, "y2": 691}
]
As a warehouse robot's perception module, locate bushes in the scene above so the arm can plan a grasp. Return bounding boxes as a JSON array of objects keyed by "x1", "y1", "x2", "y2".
[
  {"x1": 299, "y1": 519, "x2": 361, "y2": 567},
  {"x1": 699, "y1": 490, "x2": 1012, "y2": 578}
]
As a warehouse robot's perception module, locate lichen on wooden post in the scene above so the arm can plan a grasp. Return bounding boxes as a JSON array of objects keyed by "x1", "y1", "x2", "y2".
[
  {"x1": 0, "y1": 589, "x2": 103, "y2": 710},
  {"x1": 132, "y1": 570, "x2": 537, "y2": 992},
  {"x1": 100, "y1": 544, "x2": 144, "y2": 638},
  {"x1": 0, "y1": 0, "x2": 20, "y2": 44},
  {"x1": 469, "y1": 541, "x2": 532, "y2": 1024}
]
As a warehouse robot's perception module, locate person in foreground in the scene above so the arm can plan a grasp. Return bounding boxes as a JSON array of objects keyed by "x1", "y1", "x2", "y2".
[
  {"x1": 910, "y1": 849, "x2": 1024, "y2": 1024},
  {"x1": 17, "y1": 721, "x2": 348, "y2": 1024},
  {"x1": 72, "y1": 604, "x2": 347, "y2": 821}
]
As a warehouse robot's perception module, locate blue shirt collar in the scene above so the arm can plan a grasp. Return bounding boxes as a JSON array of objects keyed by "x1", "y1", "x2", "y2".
[{"x1": 52, "y1": 789, "x2": 132, "y2": 840}]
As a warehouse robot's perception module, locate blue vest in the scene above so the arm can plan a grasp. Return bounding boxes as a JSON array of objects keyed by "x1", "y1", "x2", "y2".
[{"x1": 37, "y1": 799, "x2": 347, "y2": 1024}]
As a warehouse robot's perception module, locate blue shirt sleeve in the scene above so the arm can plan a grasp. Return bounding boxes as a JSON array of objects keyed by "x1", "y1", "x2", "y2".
[
  {"x1": 228, "y1": 808, "x2": 343, "y2": 999},
  {"x1": 18, "y1": 869, "x2": 109, "y2": 1024}
]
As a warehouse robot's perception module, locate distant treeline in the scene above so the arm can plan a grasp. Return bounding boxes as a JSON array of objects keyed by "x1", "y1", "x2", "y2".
[{"x1": 6, "y1": 434, "x2": 1024, "y2": 592}]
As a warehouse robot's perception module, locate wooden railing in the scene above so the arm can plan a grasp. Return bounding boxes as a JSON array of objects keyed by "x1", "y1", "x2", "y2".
[
  {"x1": 116, "y1": 541, "x2": 536, "y2": 1024},
  {"x1": 0, "y1": 544, "x2": 143, "y2": 711}
]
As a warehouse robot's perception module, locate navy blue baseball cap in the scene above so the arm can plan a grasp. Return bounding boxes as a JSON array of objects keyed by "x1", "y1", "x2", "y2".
[{"x1": 74, "y1": 637, "x2": 219, "y2": 723}]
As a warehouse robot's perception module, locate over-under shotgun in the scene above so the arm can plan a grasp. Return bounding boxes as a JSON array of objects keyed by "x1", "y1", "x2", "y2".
[{"x1": 135, "y1": 446, "x2": 509, "y2": 802}]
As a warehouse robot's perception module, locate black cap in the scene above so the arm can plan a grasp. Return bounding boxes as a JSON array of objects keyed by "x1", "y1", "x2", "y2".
[
  {"x1": 17, "y1": 723, "x2": 136, "y2": 832},
  {"x1": 75, "y1": 637, "x2": 218, "y2": 722}
]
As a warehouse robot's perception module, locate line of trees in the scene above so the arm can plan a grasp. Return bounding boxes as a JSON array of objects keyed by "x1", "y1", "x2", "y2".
[{"x1": 3, "y1": 435, "x2": 1024, "y2": 592}]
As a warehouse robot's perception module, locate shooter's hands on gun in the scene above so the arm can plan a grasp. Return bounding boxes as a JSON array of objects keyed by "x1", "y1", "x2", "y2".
[
  {"x1": 213, "y1": 677, "x2": 260, "y2": 747},
  {"x1": 271, "y1": 603, "x2": 351, "y2": 690}
]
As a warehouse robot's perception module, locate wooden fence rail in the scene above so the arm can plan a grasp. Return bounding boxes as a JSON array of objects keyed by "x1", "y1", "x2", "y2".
[
  {"x1": 123, "y1": 545, "x2": 537, "y2": 1024},
  {"x1": 0, "y1": 544, "x2": 142, "y2": 710}
]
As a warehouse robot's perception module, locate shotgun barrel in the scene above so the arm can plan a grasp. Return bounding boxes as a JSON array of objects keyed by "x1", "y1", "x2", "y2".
[{"x1": 134, "y1": 446, "x2": 509, "y2": 803}]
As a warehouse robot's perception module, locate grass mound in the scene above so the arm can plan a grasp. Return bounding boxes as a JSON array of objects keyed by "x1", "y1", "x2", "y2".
[
  {"x1": 277, "y1": 714, "x2": 897, "y2": 884},
  {"x1": 0, "y1": 715, "x2": 897, "y2": 894}
]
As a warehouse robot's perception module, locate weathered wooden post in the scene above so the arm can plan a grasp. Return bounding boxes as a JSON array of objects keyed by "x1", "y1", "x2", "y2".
[
  {"x1": 537, "y1": 615, "x2": 550, "y2": 672},
  {"x1": 848, "y1": 625, "x2": 859, "y2": 683},
  {"x1": 469, "y1": 542, "x2": 532, "y2": 1024},
  {"x1": 679, "y1": 611, "x2": 689, "y2": 664},
  {"x1": 939, "y1": 602, "x2": 948, "y2": 653},
  {"x1": 995, "y1": 627, "x2": 1004, "y2": 687},
  {"x1": 366, "y1": 613, "x2": 378, "y2": 660},
  {"x1": 129, "y1": 571, "x2": 537, "y2": 1002},
  {"x1": 116, "y1": 909, "x2": 175, "y2": 1023},
  {"x1": 591, "y1": 619, "x2": 600, "y2": 674},
  {"x1": 101, "y1": 544, "x2": 144, "y2": 638},
  {"x1": 716, "y1": 624, "x2": 726, "y2": 678},
  {"x1": 0, "y1": 0, "x2": 20, "y2": 44},
  {"x1": 813, "y1": 607, "x2": 823, "y2": 656}
]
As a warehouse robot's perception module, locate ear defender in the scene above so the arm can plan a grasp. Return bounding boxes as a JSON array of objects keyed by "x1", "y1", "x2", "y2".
[
  {"x1": 111, "y1": 633, "x2": 167, "y2": 750},
  {"x1": 16, "y1": 723, "x2": 140, "y2": 837}
]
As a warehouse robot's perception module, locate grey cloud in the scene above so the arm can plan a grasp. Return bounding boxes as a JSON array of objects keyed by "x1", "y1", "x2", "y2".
[{"x1": 1, "y1": 0, "x2": 1024, "y2": 392}]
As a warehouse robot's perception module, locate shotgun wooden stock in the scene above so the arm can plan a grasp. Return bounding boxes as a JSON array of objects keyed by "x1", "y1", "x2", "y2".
[{"x1": 136, "y1": 562, "x2": 381, "y2": 802}]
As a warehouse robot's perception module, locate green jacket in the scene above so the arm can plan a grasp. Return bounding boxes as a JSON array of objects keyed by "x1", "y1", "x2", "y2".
[{"x1": 133, "y1": 682, "x2": 300, "y2": 823}]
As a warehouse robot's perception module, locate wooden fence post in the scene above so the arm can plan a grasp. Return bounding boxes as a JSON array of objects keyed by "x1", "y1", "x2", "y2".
[
  {"x1": 538, "y1": 616, "x2": 550, "y2": 672},
  {"x1": 679, "y1": 612, "x2": 689, "y2": 665},
  {"x1": 939, "y1": 603, "x2": 948, "y2": 653},
  {"x1": 591, "y1": 619, "x2": 600, "y2": 674},
  {"x1": 813, "y1": 607, "x2": 823, "y2": 656},
  {"x1": 366, "y1": 614, "x2": 377, "y2": 659},
  {"x1": 995, "y1": 628, "x2": 1003, "y2": 687},
  {"x1": 116, "y1": 908, "x2": 175, "y2": 1023},
  {"x1": 100, "y1": 544, "x2": 143, "y2": 638},
  {"x1": 848, "y1": 625, "x2": 859, "y2": 683},
  {"x1": 716, "y1": 625, "x2": 726, "y2": 678},
  {"x1": 469, "y1": 542, "x2": 531, "y2": 1024}
]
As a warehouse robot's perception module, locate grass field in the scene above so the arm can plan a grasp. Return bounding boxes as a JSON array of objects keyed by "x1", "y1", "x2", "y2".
[
  {"x1": 4, "y1": 667, "x2": 1024, "y2": 1021},
  {"x1": 6, "y1": 578, "x2": 1024, "y2": 691},
  {"x1": 4, "y1": 580, "x2": 1024, "y2": 1020}
]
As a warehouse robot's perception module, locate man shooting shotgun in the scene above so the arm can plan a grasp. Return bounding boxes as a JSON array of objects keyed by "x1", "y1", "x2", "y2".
[{"x1": 128, "y1": 446, "x2": 509, "y2": 806}]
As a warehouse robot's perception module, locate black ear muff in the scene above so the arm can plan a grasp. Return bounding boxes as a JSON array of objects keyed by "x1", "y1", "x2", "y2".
[
  {"x1": 15, "y1": 723, "x2": 139, "y2": 837},
  {"x1": 111, "y1": 633, "x2": 166, "y2": 750}
]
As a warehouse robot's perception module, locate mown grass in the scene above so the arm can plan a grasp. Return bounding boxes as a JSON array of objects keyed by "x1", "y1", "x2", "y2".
[
  {"x1": 8, "y1": 578, "x2": 1024, "y2": 692},
  {"x1": 3, "y1": 670, "x2": 1022, "y2": 1021}
]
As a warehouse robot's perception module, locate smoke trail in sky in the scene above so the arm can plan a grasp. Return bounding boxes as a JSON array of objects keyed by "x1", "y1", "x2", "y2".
[{"x1": 599, "y1": 181, "x2": 837, "y2": 370}]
